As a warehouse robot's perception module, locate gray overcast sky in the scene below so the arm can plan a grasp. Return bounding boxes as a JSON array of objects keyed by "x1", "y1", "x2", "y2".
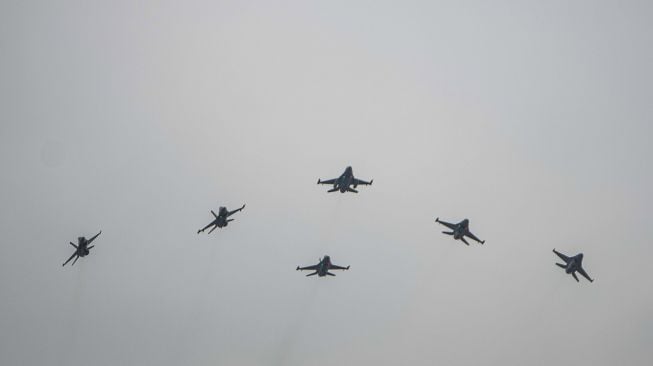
[{"x1": 1, "y1": 1, "x2": 652, "y2": 365}]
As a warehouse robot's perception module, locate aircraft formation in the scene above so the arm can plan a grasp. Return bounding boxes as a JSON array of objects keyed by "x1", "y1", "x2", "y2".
[{"x1": 62, "y1": 165, "x2": 594, "y2": 283}]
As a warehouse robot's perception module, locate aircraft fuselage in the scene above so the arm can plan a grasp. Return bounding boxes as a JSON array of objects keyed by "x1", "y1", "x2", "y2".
[
  {"x1": 77, "y1": 238, "x2": 90, "y2": 257},
  {"x1": 453, "y1": 220, "x2": 469, "y2": 239},
  {"x1": 337, "y1": 167, "x2": 354, "y2": 192},
  {"x1": 215, "y1": 207, "x2": 230, "y2": 227},
  {"x1": 566, "y1": 255, "x2": 583, "y2": 273},
  {"x1": 317, "y1": 256, "x2": 332, "y2": 276}
]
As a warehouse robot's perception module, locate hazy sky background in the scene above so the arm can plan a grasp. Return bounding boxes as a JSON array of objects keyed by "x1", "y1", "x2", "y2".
[{"x1": 1, "y1": 1, "x2": 652, "y2": 365}]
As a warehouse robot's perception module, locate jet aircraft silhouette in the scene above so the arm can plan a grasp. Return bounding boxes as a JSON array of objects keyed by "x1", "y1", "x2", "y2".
[
  {"x1": 553, "y1": 249, "x2": 594, "y2": 282},
  {"x1": 197, "y1": 204, "x2": 245, "y2": 234},
  {"x1": 62, "y1": 231, "x2": 102, "y2": 266},
  {"x1": 435, "y1": 218, "x2": 485, "y2": 245},
  {"x1": 317, "y1": 166, "x2": 372, "y2": 193},
  {"x1": 296, "y1": 255, "x2": 350, "y2": 277}
]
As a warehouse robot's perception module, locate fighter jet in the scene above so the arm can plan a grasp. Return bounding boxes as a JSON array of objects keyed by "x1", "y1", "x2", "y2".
[
  {"x1": 435, "y1": 218, "x2": 485, "y2": 245},
  {"x1": 317, "y1": 166, "x2": 372, "y2": 193},
  {"x1": 553, "y1": 249, "x2": 594, "y2": 283},
  {"x1": 197, "y1": 204, "x2": 245, "y2": 234},
  {"x1": 62, "y1": 231, "x2": 102, "y2": 266},
  {"x1": 296, "y1": 255, "x2": 350, "y2": 277}
]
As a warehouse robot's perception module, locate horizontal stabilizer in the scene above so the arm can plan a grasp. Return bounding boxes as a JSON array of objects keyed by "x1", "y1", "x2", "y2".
[{"x1": 346, "y1": 188, "x2": 358, "y2": 193}]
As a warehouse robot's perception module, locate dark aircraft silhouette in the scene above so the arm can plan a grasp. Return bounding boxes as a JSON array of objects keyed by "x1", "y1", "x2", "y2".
[
  {"x1": 296, "y1": 255, "x2": 350, "y2": 277},
  {"x1": 62, "y1": 231, "x2": 102, "y2": 266},
  {"x1": 317, "y1": 166, "x2": 372, "y2": 193},
  {"x1": 197, "y1": 204, "x2": 245, "y2": 234},
  {"x1": 435, "y1": 218, "x2": 485, "y2": 245},
  {"x1": 553, "y1": 249, "x2": 594, "y2": 283}
]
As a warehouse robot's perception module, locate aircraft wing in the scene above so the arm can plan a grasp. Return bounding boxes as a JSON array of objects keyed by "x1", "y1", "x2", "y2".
[
  {"x1": 87, "y1": 231, "x2": 102, "y2": 245},
  {"x1": 318, "y1": 178, "x2": 337, "y2": 185},
  {"x1": 577, "y1": 267, "x2": 593, "y2": 282},
  {"x1": 436, "y1": 219, "x2": 457, "y2": 230},
  {"x1": 330, "y1": 264, "x2": 349, "y2": 270},
  {"x1": 62, "y1": 252, "x2": 77, "y2": 266},
  {"x1": 228, "y1": 204, "x2": 245, "y2": 216},
  {"x1": 297, "y1": 264, "x2": 318, "y2": 271},
  {"x1": 465, "y1": 231, "x2": 484, "y2": 244},
  {"x1": 552, "y1": 249, "x2": 570, "y2": 263},
  {"x1": 353, "y1": 178, "x2": 372, "y2": 186}
]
